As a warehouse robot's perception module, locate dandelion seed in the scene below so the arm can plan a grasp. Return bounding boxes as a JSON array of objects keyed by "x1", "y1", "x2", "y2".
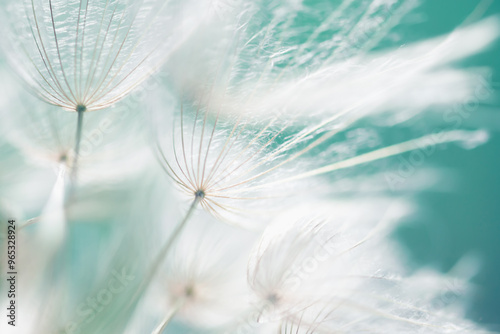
[
  {"x1": 0, "y1": 76, "x2": 153, "y2": 235},
  {"x1": 3, "y1": 95, "x2": 151, "y2": 185},
  {"x1": 244, "y1": 202, "x2": 485, "y2": 333},
  {"x1": 3, "y1": 0, "x2": 195, "y2": 112},
  {"x1": 1, "y1": 0, "x2": 207, "y2": 180},
  {"x1": 137, "y1": 216, "x2": 256, "y2": 332}
]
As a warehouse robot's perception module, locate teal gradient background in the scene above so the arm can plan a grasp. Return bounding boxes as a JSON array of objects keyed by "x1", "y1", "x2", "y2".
[{"x1": 386, "y1": 0, "x2": 500, "y2": 330}]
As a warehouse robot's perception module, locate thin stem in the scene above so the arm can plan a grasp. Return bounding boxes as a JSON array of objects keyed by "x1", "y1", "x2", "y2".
[
  {"x1": 71, "y1": 108, "x2": 85, "y2": 182},
  {"x1": 151, "y1": 298, "x2": 185, "y2": 334},
  {"x1": 124, "y1": 195, "x2": 202, "y2": 311},
  {"x1": 151, "y1": 195, "x2": 200, "y2": 274}
]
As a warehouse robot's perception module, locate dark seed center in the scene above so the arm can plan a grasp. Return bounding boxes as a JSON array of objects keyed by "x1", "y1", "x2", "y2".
[
  {"x1": 76, "y1": 104, "x2": 87, "y2": 113},
  {"x1": 185, "y1": 285, "x2": 195, "y2": 297}
]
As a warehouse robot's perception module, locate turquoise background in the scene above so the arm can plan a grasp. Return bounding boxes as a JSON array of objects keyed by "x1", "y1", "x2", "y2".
[{"x1": 393, "y1": 0, "x2": 500, "y2": 330}]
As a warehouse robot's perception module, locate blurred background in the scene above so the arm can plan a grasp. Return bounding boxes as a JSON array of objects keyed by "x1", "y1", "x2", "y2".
[{"x1": 391, "y1": 1, "x2": 500, "y2": 330}]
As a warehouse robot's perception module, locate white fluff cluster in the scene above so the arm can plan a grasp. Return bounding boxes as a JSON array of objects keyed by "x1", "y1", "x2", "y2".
[
  {"x1": 154, "y1": 2, "x2": 498, "y2": 224},
  {"x1": 244, "y1": 202, "x2": 482, "y2": 333},
  {"x1": 0, "y1": 1, "x2": 497, "y2": 334},
  {"x1": 1, "y1": 0, "x2": 207, "y2": 112}
]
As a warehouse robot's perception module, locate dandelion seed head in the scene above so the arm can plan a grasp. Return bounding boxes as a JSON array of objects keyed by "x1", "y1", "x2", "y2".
[
  {"x1": 195, "y1": 189, "x2": 206, "y2": 199},
  {"x1": 167, "y1": 279, "x2": 198, "y2": 304},
  {"x1": 1, "y1": 87, "x2": 152, "y2": 189},
  {"x1": 151, "y1": 213, "x2": 257, "y2": 327},
  {"x1": 1, "y1": 0, "x2": 210, "y2": 112},
  {"x1": 58, "y1": 151, "x2": 68, "y2": 163}
]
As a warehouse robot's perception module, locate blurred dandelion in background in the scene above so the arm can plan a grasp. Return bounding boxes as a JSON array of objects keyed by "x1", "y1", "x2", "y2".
[{"x1": 0, "y1": 0, "x2": 500, "y2": 334}]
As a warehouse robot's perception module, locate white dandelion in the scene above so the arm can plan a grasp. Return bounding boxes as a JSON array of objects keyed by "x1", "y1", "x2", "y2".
[
  {"x1": 1, "y1": 0, "x2": 208, "y2": 178},
  {"x1": 244, "y1": 201, "x2": 486, "y2": 333},
  {"x1": 0, "y1": 65, "x2": 153, "y2": 248}
]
